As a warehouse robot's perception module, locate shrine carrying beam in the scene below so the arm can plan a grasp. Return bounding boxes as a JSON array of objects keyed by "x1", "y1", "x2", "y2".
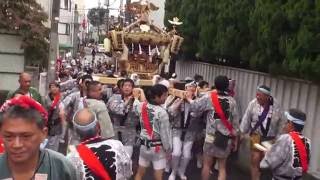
[{"x1": 93, "y1": 75, "x2": 154, "y2": 86}]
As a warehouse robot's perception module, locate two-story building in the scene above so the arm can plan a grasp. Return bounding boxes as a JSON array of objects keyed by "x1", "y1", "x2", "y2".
[
  {"x1": 37, "y1": 0, "x2": 83, "y2": 58},
  {"x1": 58, "y1": 0, "x2": 75, "y2": 58}
]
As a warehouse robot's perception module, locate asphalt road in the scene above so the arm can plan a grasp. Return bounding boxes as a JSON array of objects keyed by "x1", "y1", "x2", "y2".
[{"x1": 130, "y1": 147, "x2": 251, "y2": 180}]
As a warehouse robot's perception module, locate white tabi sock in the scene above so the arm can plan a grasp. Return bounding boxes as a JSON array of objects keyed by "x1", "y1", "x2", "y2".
[
  {"x1": 178, "y1": 157, "x2": 191, "y2": 180},
  {"x1": 171, "y1": 155, "x2": 180, "y2": 172}
]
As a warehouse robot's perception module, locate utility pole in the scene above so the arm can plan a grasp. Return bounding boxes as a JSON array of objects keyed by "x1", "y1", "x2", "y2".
[
  {"x1": 97, "y1": 0, "x2": 102, "y2": 43},
  {"x1": 120, "y1": 0, "x2": 124, "y2": 27},
  {"x1": 125, "y1": 0, "x2": 132, "y2": 24},
  {"x1": 105, "y1": 0, "x2": 110, "y2": 32},
  {"x1": 73, "y1": 4, "x2": 80, "y2": 57},
  {"x1": 47, "y1": 0, "x2": 61, "y2": 90}
]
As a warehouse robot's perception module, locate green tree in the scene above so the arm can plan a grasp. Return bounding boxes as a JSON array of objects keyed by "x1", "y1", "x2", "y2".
[
  {"x1": 213, "y1": 0, "x2": 254, "y2": 66},
  {"x1": 196, "y1": 0, "x2": 216, "y2": 59},
  {"x1": 0, "y1": 0, "x2": 49, "y2": 67},
  {"x1": 178, "y1": 0, "x2": 199, "y2": 59},
  {"x1": 87, "y1": 8, "x2": 107, "y2": 43},
  {"x1": 164, "y1": 0, "x2": 182, "y2": 27},
  {"x1": 165, "y1": 0, "x2": 320, "y2": 82}
]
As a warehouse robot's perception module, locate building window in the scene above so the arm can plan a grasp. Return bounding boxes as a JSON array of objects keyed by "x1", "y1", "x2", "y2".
[
  {"x1": 58, "y1": 23, "x2": 70, "y2": 35},
  {"x1": 60, "y1": 0, "x2": 69, "y2": 10},
  {"x1": 69, "y1": 0, "x2": 72, "y2": 12}
]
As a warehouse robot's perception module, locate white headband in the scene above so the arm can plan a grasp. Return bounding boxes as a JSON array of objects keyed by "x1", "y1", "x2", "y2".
[
  {"x1": 285, "y1": 111, "x2": 305, "y2": 125},
  {"x1": 158, "y1": 80, "x2": 170, "y2": 88},
  {"x1": 257, "y1": 87, "x2": 271, "y2": 95},
  {"x1": 185, "y1": 81, "x2": 197, "y2": 88},
  {"x1": 72, "y1": 109, "x2": 98, "y2": 131}
]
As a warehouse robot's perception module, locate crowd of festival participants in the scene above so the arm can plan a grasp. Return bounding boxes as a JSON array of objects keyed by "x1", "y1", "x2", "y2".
[{"x1": 0, "y1": 58, "x2": 312, "y2": 180}]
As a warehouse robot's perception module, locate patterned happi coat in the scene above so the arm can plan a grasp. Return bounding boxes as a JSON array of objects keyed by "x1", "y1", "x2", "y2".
[
  {"x1": 189, "y1": 92, "x2": 240, "y2": 158},
  {"x1": 85, "y1": 98, "x2": 115, "y2": 139},
  {"x1": 189, "y1": 93, "x2": 239, "y2": 138},
  {"x1": 60, "y1": 79, "x2": 79, "y2": 98},
  {"x1": 134, "y1": 100, "x2": 173, "y2": 159},
  {"x1": 44, "y1": 94, "x2": 63, "y2": 136},
  {"x1": 167, "y1": 98, "x2": 202, "y2": 142},
  {"x1": 60, "y1": 91, "x2": 86, "y2": 145},
  {"x1": 107, "y1": 94, "x2": 139, "y2": 146},
  {"x1": 67, "y1": 138, "x2": 132, "y2": 180},
  {"x1": 240, "y1": 98, "x2": 284, "y2": 138},
  {"x1": 44, "y1": 94, "x2": 63, "y2": 151},
  {"x1": 260, "y1": 133, "x2": 311, "y2": 180},
  {"x1": 60, "y1": 91, "x2": 85, "y2": 119}
]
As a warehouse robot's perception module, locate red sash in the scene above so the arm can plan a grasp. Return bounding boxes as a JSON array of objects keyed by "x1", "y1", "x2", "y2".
[
  {"x1": 0, "y1": 138, "x2": 4, "y2": 154},
  {"x1": 289, "y1": 132, "x2": 308, "y2": 173},
  {"x1": 50, "y1": 93, "x2": 61, "y2": 111},
  {"x1": 210, "y1": 91, "x2": 235, "y2": 136},
  {"x1": 141, "y1": 102, "x2": 160, "y2": 152},
  {"x1": 76, "y1": 143, "x2": 111, "y2": 180}
]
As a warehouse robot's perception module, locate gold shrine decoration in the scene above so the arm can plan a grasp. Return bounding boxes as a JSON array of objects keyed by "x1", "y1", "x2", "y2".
[
  {"x1": 126, "y1": 1, "x2": 159, "y2": 15},
  {"x1": 110, "y1": 30, "x2": 124, "y2": 51},
  {"x1": 168, "y1": 17, "x2": 183, "y2": 26},
  {"x1": 124, "y1": 31, "x2": 171, "y2": 46},
  {"x1": 170, "y1": 35, "x2": 184, "y2": 54},
  {"x1": 106, "y1": 1, "x2": 184, "y2": 83},
  {"x1": 128, "y1": 61, "x2": 158, "y2": 73}
]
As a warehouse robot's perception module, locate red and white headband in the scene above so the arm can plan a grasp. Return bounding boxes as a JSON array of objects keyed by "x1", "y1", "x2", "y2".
[{"x1": 0, "y1": 95, "x2": 48, "y2": 124}]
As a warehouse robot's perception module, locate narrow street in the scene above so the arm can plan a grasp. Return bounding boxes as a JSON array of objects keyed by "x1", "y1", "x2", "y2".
[
  {"x1": 142, "y1": 158, "x2": 250, "y2": 180},
  {"x1": 130, "y1": 147, "x2": 252, "y2": 180},
  {"x1": 1, "y1": 1, "x2": 320, "y2": 180}
]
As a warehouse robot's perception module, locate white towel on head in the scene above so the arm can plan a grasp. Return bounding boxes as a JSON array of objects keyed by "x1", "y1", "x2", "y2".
[{"x1": 158, "y1": 79, "x2": 170, "y2": 88}]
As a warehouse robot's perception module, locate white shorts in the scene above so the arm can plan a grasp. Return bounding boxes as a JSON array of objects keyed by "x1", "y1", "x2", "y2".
[{"x1": 138, "y1": 155, "x2": 166, "y2": 170}]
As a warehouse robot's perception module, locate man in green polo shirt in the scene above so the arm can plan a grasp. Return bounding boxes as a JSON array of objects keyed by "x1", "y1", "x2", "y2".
[
  {"x1": 7, "y1": 72, "x2": 43, "y2": 104},
  {"x1": 0, "y1": 96, "x2": 78, "y2": 180}
]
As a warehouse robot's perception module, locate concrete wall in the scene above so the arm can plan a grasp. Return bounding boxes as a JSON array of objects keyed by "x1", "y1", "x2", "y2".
[
  {"x1": 0, "y1": 33, "x2": 24, "y2": 91},
  {"x1": 176, "y1": 60, "x2": 320, "y2": 178}
]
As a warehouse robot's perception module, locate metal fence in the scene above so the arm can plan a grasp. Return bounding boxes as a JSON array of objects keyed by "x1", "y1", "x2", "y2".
[{"x1": 176, "y1": 60, "x2": 320, "y2": 176}]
